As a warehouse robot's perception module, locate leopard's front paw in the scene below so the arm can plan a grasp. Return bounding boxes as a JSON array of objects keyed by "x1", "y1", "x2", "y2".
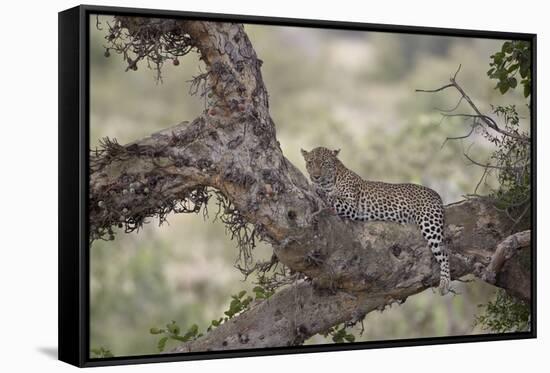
[
  {"x1": 311, "y1": 206, "x2": 336, "y2": 221},
  {"x1": 439, "y1": 277, "x2": 451, "y2": 296}
]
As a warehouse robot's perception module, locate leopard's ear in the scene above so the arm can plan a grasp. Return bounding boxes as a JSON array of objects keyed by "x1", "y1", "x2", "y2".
[
  {"x1": 300, "y1": 148, "x2": 309, "y2": 157},
  {"x1": 332, "y1": 148, "x2": 341, "y2": 157}
]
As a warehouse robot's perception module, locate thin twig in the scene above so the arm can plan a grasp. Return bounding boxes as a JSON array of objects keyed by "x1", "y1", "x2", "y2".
[
  {"x1": 416, "y1": 66, "x2": 530, "y2": 143},
  {"x1": 436, "y1": 96, "x2": 464, "y2": 113},
  {"x1": 463, "y1": 153, "x2": 506, "y2": 170},
  {"x1": 415, "y1": 83, "x2": 454, "y2": 93},
  {"x1": 474, "y1": 164, "x2": 490, "y2": 195},
  {"x1": 441, "y1": 118, "x2": 479, "y2": 149}
]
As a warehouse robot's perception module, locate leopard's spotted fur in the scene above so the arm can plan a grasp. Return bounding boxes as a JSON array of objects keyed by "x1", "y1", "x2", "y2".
[{"x1": 301, "y1": 146, "x2": 451, "y2": 295}]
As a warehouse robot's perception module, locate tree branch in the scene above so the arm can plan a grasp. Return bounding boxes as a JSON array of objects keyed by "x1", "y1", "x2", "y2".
[
  {"x1": 416, "y1": 65, "x2": 530, "y2": 143},
  {"x1": 173, "y1": 281, "x2": 381, "y2": 352},
  {"x1": 479, "y1": 230, "x2": 531, "y2": 300},
  {"x1": 167, "y1": 199, "x2": 531, "y2": 352}
]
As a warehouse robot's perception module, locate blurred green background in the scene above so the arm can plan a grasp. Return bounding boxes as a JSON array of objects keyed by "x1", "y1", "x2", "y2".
[{"x1": 89, "y1": 16, "x2": 529, "y2": 356}]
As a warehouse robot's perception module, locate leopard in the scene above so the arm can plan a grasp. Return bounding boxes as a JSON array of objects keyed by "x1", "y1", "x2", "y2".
[{"x1": 301, "y1": 146, "x2": 451, "y2": 295}]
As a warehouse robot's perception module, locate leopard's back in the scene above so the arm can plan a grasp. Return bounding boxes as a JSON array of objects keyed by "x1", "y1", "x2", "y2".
[{"x1": 353, "y1": 180, "x2": 444, "y2": 225}]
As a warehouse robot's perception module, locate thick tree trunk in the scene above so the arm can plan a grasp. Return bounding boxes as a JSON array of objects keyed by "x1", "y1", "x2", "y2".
[{"x1": 90, "y1": 18, "x2": 532, "y2": 352}]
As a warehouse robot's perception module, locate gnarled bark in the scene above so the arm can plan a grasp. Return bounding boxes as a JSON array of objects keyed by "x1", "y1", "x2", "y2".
[{"x1": 90, "y1": 18, "x2": 532, "y2": 352}]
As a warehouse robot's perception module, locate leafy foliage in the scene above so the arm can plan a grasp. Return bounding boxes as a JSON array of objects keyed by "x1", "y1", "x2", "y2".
[
  {"x1": 473, "y1": 40, "x2": 532, "y2": 333},
  {"x1": 485, "y1": 105, "x2": 531, "y2": 216},
  {"x1": 252, "y1": 285, "x2": 275, "y2": 300},
  {"x1": 474, "y1": 289, "x2": 530, "y2": 333},
  {"x1": 223, "y1": 290, "x2": 254, "y2": 319},
  {"x1": 151, "y1": 286, "x2": 274, "y2": 350},
  {"x1": 470, "y1": 103, "x2": 531, "y2": 225},
  {"x1": 471, "y1": 40, "x2": 532, "y2": 223},
  {"x1": 487, "y1": 41, "x2": 531, "y2": 98},
  {"x1": 321, "y1": 324, "x2": 356, "y2": 343},
  {"x1": 150, "y1": 320, "x2": 203, "y2": 352},
  {"x1": 90, "y1": 346, "x2": 114, "y2": 358}
]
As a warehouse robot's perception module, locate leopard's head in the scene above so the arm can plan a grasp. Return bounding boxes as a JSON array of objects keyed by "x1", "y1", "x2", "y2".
[{"x1": 301, "y1": 147, "x2": 341, "y2": 188}]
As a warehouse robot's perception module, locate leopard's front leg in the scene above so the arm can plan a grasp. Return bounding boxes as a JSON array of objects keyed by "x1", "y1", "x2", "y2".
[
  {"x1": 331, "y1": 195, "x2": 360, "y2": 220},
  {"x1": 310, "y1": 188, "x2": 337, "y2": 221}
]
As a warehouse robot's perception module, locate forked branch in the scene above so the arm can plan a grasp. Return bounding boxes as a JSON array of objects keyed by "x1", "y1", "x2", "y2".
[{"x1": 416, "y1": 65, "x2": 530, "y2": 143}]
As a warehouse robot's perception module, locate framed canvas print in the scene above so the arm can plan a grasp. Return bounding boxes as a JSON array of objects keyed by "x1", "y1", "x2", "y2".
[{"x1": 58, "y1": 4, "x2": 536, "y2": 367}]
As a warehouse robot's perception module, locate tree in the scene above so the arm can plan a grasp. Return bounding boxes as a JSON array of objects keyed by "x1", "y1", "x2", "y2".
[{"x1": 90, "y1": 17, "x2": 532, "y2": 352}]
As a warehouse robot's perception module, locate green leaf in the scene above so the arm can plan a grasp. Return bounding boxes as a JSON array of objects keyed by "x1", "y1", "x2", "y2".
[
  {"x1": 507, "y1": 63, "x2": 519, "y2": 73},
  {"x1": 498, "y1": 81, "x2": 509, "y2": 94},
  {"x1": 523, "y1": 81, "x2": 531, "y2": 98},
  {"x1": 344, "y1": 334, "x2": 355, "y2": 342},
  {"x1": 509, "y1": 77, "x2": 517, "y2": 88},
  {"x1": 238, "y1": 290, "x2": 247, "y2": 299},
  {"x1": 150, "y1": 327, "x2": 163, "y2": 335},
  {"x1": 493, "y1": 51, "x2": 504, "y2": 64},
  {"x1": 170, "y1": 335, "x2": 187, "y2": 342},
  {"x1": 166, "y1": 321, "x2": 180, "y2": 335},
  {"x1": 158, "y1": 336, "x2": 168, "y2": 351},
  {"x1": 519, "y1": 63, "x2": 529, "y2": 79},
  {"x1": 253, "y1": 286, "x2": 267, "y2": 299},
  {"x1": 242, "y1": 296, "x2": 253, "y2": 307},
  {"x1": 91, "y1": 347, "x2": 114, "y2": 358},
  {"x1": 497, "y1": 69, "x2": 508, "y2": 80},
  {"x1": 501, "y1": 41, "x2": 512, "y2": 53},
  {"x1": 102, "y1": 349, "x2": 114, "y2": 358},
  {"x1": 189, "y1": 324, "x2": 199, "y2": 336},
  {"x1": 179, "y1": 324, "x2": 200, "y2": 341},
  {"x1": 230, "y1": 299, "x2": 240, "y2": 309}
]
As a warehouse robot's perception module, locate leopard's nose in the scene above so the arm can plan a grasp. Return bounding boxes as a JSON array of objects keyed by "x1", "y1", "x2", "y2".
[{"x1": 312, "y1": 175, "x2": 320, "y2": 181}]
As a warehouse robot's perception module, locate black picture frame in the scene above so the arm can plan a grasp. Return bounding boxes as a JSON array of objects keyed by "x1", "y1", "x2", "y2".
[{"x1": 59, "y1": 4, "x2": 537, "y2": 368}]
